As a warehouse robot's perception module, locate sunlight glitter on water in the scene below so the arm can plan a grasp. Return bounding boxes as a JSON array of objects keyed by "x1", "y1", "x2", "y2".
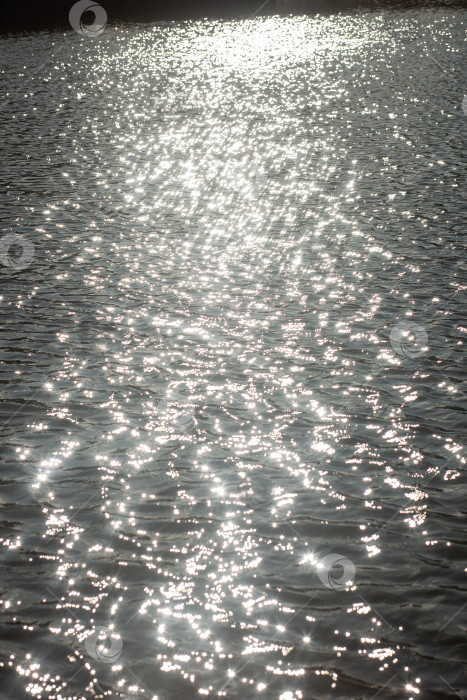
[{"x1": 0, "y1": 7, "x2": 466, "y2": 700}]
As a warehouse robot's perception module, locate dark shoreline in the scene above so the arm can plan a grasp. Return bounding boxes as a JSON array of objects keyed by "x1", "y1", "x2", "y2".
[{"x1": 0, "y1": 0, "x2": 464, "y2": 34}]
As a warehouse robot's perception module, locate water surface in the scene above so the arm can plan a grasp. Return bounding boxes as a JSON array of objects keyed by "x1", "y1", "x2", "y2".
[{"x1": 0, "y1": 9, "x2": 466, "y2": 699}]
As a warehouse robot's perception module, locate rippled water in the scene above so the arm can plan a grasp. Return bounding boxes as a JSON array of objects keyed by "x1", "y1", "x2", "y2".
[{"x1": 1, "y1": 8, "x2": 466, "y2": 699}]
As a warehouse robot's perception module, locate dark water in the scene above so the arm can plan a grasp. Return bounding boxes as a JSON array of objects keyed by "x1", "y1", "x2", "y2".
[{"x1": 0, "y1": 8, "x2": 466, "y2": 700}]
